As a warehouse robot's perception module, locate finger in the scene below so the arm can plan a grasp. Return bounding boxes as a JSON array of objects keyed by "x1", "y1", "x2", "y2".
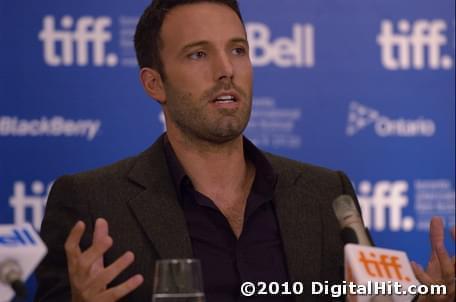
[
  {"x1": 426, "y1": 251, "x2": 441, "y2": 277},
  {"x1": 453, "y1": 256, "x2": 456, "y2": 276},
  {"x1": 91, "y1": 218, "x2": 109, "y2": 275},
  {"x1": 64, "y1": 221, "x2": 85, "y2": 266},
  {"x1": 99, "y1": 274, "x2": 143, "y2": 301},
  {"x1": 429, "y1": 217, "x2": 455, "y2": 282},
  {"x1": 87, "y1": 252, "x2": 135, "y2": 294},
  {"x1": 93, "y1": 218, "x2": 109, "y2": 243},
  {"x1": 78, "y1": 235, "x2": 113, "y2": 275},
  {"x1": 411, "y1": 261, "x2": 434, "y2": 286},
  {"x1": 434, "y1": 237, "x2": 454, "y2": 282},
  {"x1": 429, "y1": 217, "x2": 445, "y2": 252}
]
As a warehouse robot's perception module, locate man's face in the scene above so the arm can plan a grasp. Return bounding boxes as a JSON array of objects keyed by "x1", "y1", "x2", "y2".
[{"x1": 159, "y1": 2, "x2": 252, "y2": 144}]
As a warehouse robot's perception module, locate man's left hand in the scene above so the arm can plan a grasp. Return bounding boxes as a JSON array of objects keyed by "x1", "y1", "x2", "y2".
[{"x1": 411, "y1": 217, "x2": 455, "y2": 302}]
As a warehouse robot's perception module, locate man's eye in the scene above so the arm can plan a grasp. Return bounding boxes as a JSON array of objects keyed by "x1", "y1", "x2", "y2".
[
  {"x1": 188, "y1": 51, "x2": 206, "y2": 60},
  {"x1": 232, "y1": 47, "x2": 246, "y2": 55}
]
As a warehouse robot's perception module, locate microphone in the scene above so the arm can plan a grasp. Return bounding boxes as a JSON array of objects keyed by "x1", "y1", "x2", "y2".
[
  {"x1": 0, "y1": 223, "x2": 47, "y2": 302},
  {"x1": 332, "y1": 194, "x2": 373, "y2": 246},
  {"x1": 332, "y1": 195, "x2": 419, "y2": 302}
]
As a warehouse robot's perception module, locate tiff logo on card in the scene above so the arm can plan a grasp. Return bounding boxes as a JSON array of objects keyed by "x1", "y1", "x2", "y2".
[
  {"x1": 377, "y1": 19, "x2": 453, "y2": 70},
  {"x1": 358, "y1": 250, "x2": 411, "y2": 281},
  {"x1": 247, "y1": 22, "x2": 315, "y2": 68},
  {"x1": 0, "y1": 228, "x2": 37, "y2": 247},
  {"x1": 38, "y1": 15, "x2": 118, "y2": 67}
]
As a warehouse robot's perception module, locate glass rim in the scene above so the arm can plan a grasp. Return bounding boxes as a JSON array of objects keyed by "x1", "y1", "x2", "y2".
[{"x1": 155, "y1": 258, "x2": 201, "y2": 265}]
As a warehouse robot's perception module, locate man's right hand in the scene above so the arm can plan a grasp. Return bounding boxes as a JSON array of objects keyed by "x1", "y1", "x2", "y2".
[{"x1": 64, "y1": 218, "x2": 144, "y2": 302}]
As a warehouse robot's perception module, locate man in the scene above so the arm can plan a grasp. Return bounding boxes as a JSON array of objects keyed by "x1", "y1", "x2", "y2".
[{"x1": 35, "y1": 1, "x2": 454, "y2": 302}]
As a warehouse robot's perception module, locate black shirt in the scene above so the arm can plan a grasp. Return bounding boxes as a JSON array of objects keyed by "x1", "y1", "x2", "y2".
[{"x1": 164, "y1": 136, "x2": 292, "y2": 302}]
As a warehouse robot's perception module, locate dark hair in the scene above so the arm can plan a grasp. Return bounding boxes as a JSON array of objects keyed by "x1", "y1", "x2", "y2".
[{"x1": 134, "y1": 0, "x2": 245, "y2": 78}]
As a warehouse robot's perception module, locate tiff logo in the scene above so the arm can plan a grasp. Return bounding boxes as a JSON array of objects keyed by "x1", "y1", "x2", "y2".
[
  {"x1": 38, "y1": 15, "x2": 118, "y2": 67},
  {"x1": 9, "y1": 181, "x2": 52, "y2": 230},
  {"x1": 377, "y1": 19, "x2": 453, "y2": 70},
  {"x1": 357, "y1": 180, "x2": 414, "y2": 232},
  {"x1": 358, "y1": 251, "x2": 411, "y2": 281}
]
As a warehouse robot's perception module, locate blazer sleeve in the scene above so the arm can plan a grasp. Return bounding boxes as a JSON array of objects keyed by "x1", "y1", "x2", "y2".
[{"x1": 34, "y1": 175, "x2": 93, "y2": 302}]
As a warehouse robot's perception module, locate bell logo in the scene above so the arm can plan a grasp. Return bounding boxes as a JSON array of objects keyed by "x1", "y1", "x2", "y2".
[
  {"x1": 357, "y1": 180, "x2": 414, "y2": 232},
  {"x1": 38, "y1": 15, "x2": 118, "y2": 67},
  {"x1": 247, "y1": 22, "x2": 315, "y2": 68},
  {"x1": 377, "y1": 19, "x2": 453, "y2": 70}
]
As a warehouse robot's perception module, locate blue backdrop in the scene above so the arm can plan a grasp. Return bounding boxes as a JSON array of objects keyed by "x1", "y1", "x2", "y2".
[{"x1": 1, "y1": 0, "x2": 454, "y2": 300}]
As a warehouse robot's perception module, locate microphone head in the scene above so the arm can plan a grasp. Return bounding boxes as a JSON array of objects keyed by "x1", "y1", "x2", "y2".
[
  {"x1": 0, "y1": 224, "x2": 47, "y2": 302},
  {"x1": 332, "y1": 194, "x2": 373, "y2": 246},
  {"x1": 332, "y1": 195, "x2": 360, "y2": 228}
]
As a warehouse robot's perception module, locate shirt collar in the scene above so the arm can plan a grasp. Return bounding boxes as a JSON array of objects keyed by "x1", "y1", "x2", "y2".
[{"x1": 163, "y1": 134, "x2": 278, "y2": 203}]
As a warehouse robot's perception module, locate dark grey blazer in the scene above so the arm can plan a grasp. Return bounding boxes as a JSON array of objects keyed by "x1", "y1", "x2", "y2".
[{"x1": 35, "y1": 134, "x2": 357, "y2": 302}]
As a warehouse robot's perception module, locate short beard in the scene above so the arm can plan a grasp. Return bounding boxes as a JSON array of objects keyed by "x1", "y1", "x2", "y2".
[{"x1": 163, "y1": 80, "x2": 251, "y2": 145}]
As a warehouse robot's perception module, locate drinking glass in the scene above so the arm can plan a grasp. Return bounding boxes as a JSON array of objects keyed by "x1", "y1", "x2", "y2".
[{"x1": 152, "y1": 259, "x2": 205, "y2": 302}]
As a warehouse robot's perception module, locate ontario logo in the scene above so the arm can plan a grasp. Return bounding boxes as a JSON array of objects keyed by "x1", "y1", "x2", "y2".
[{"x1": 345, "y1": 101, "x2": 436, "y2": 137}]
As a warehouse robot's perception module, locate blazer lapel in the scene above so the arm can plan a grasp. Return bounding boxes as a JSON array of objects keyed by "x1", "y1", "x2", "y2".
[
  {"x1": 127, "y1": 135, "x2": 193, "y2": 259},
  {"x1": 124, "y1": 137, "x2": 323, "y2": 282},
  {"x1": 273, "y1": 166, "x2": 323, "y2": 287}
]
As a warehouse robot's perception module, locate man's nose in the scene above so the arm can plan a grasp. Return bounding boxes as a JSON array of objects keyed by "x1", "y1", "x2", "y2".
[{"x1": 213, "y1": 52, "x2": 234, "y2": 81}]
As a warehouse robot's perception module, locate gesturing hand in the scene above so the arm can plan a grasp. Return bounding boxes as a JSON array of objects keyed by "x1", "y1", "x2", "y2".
[
  {"x1": 411, "y1": 217, "x2": 455, "y2": 302},
  {"x1": 64, "y1": 218, "x2": 144, "y2": 302}
]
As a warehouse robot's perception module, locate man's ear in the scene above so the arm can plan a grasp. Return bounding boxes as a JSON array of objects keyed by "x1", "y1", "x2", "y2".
[{"x1": 140, "y1": 67, "x2": 166, "y2": 104}]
